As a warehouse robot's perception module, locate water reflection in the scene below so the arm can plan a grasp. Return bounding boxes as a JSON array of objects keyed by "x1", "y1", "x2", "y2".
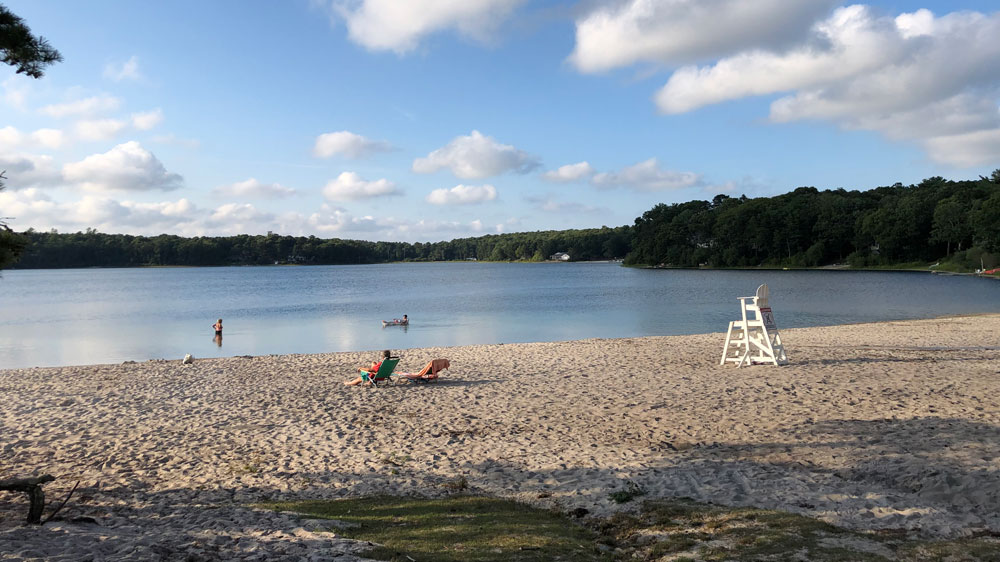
[
  {"x1": 1, "y1": 264, "x2": 999, "y2": 369},
  {"x1": 213, "y1": 334, "x2": 223, "y2": 347}
]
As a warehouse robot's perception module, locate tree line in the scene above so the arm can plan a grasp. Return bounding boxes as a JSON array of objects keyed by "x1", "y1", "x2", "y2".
[
  {"x1": 9, "y1": 227, "x2": 631, "y2": 269},
  {"x1": 4, "y1": 172, "x2": 999, "y2": 271},
  {"x1": 625, "y1": 172, "x2": 1000, "y2": 270}
]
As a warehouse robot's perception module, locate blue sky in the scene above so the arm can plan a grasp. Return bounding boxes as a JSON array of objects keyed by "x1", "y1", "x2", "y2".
[{"x1": 2, "y1": 0, "x2": 999, "y2": 242}]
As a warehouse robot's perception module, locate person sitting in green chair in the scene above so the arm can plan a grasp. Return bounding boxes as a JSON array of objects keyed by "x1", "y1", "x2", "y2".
[{"x1": 344, "y1": 349, "x2": 392, "y2": 386}]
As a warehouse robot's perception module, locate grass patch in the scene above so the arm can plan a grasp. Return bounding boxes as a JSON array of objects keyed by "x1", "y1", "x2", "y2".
[
  {"x1": 260, "y1": 495, "x2": 611, "y2": 562},
  {"x1": 608, "y1": 481, "x2": 646, "y2": 504},
  {"x1": 260, "y1": 495, "x2": 1000, "y2": 562},
  {"x1": 598, "y1": 498, "x2": 1000, "y2": 561}
]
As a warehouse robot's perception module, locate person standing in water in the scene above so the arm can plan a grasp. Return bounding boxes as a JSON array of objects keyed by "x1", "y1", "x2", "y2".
[{"x1": 212, "y1": 318, "x2": 224, "y2": 347}]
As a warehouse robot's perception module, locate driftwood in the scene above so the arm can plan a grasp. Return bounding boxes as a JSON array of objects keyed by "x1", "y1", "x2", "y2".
[{"x1": 0, "y1": 475, "x2": 55, "y2": 524}]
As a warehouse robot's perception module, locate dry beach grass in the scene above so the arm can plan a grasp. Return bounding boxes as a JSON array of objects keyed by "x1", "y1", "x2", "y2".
[{"x1": 1, "y1": 314, "x2": 999, "y2": 559}]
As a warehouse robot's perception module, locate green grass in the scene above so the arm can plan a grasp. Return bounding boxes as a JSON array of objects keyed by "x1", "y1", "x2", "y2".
[
  {"x1": 260, "y1": 495, "x2": 612, "y2": 562},
  {"x1": 596, "y1": 498, "x2": 1000, "y2": 561},
  {"x1": 259, "y1": 495, "x2": 1000, "y2": 562}
]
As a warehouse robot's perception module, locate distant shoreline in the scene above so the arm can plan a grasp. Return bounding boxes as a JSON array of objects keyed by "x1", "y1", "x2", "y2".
[{"x1": 7, "y1": 260, "x2": 998, "y2": 276}]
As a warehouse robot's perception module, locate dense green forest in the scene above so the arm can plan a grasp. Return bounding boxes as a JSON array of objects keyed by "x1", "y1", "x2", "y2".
[
  {"x1": 626, "y1": 172, "x2": 1000, "y2": 270},
  {"x1": 5, "y1": 171, "x2": 999, "y2": 271},
  {"x1": 10, "y1": 226, "x2": 631, "y2": 268}
]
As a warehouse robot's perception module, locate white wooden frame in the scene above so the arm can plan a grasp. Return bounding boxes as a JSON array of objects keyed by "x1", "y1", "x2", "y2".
[{"x1": 720, "y1": 284, "x2": 788, "y2": 367}]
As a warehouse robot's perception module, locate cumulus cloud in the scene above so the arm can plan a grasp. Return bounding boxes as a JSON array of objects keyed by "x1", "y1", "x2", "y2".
[
  {"x1": 0, "y1": 188, "x2": 507, "y2": 241},
  {"x1": 395, "y1": 218, "x2": 489, "y2": 236},
  {"x1": 131, "y1": 108, "x2": 164, "y2": 130},
  {"x1": 40, "y1": 95, "x2": 121, "y2": 118},
  {"x1": 426, "y1": 184, "x2": 497, "y2": 205},
  {"x1": 643, "y1": 6, "x2": 1000, "y2": 166},
  {"x1": 570, "y1": 0, "x2": 836, "y2": 73},
  {"x1": 74, "y1": 118, "x2": 128, "y2": 141},
  {"x1": 541, "y1": 161, "x2": 594, "y2": 182},
  {"x1": 925, "y1": 129, "x2": 1000, "y2": 168},
  {"x1": 213, "y1": 178, "x2": 297, "y2": 199},
  {"x1": 62, "y1": 141, "x2": 183, "y2": 192},
  {"x1": 313, "y1": 130, "x2": 391, "y2": 159},
  {"x1": 0, "y1": 125, "x2": 64, "y2": 158},
  {"x1": 592, "y1": 158, "x2": 702, "y2": 191},
  {"x1": 656, "y1": 5, "x2": 904, "y2": 114},
  {"x1": 308, "y1": 204, "x2": 382, "y2": 234},
  {"x1": 0, "y1": 189, "x2": 200, "y2": 234},
  {"x1": 30, "y1": 128, "x2": 65, "y2": 149},
  {"x1": 412, "y1": 130, "x2": 539, "y2": 179},
  {"x1": 0, "y1": 153, "x2": 62, "y2": 189},
  {"x1": 0, "y1": 126, "x2": 23, "y2": 149},
  {"x1": 329, "y1": 0, "x2": 525, "y2": 53},
  {"x1": 104, "y1": 56, "x2": 141, "y2": 81},
  {"x1": 322, "y1": 171, "x2": 401, "y2": 201},
  {"x1": 205, "y1": 203, "x2": 277, "y2": 232}
]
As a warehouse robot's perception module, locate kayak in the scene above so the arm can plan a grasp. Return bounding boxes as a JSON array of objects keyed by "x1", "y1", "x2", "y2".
[{"x1": 382, "y1": 320, "x2": 409, "y2": 326}]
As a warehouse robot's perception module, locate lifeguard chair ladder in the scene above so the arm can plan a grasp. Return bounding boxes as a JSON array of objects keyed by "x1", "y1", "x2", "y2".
[{"x1": 720, "y1": 284, "x2": 788, "y2": 367}]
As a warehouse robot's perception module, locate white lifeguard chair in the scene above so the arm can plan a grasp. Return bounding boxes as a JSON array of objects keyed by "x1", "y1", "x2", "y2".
[{"x1": 720, "y1": 284, "x2": 788, "y2": 367}]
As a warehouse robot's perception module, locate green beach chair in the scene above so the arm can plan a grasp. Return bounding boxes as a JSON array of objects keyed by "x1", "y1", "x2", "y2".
[{"x1": 359, "y1": 356, "x2": 400, "y2": 387}]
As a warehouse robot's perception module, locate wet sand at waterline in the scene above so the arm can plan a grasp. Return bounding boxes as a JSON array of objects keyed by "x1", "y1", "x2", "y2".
[{"x1": 2, "y1": 314, "x2": 999, "y2": 559}]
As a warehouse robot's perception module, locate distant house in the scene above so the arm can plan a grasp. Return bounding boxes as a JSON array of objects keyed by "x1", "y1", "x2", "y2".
[{"x1": 550, "y1": 252, "x2": 570, "y2": 261}]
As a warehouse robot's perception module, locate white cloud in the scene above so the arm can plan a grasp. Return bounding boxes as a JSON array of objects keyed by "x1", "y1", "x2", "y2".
[
  {"x1": 0, "y1": 153, "x2": 62, "y2": 189},
  {"x1": 0, "y1": 126, "x2": 65, "y2": 151},
  {"x1": 0, "y1": 189, "x2": 201, "y2": 234},
  {"x1": 395, "y1": 218, "x2": 489, "y2": 236},
  {"x1": 131, "y1": 108, "x2": 164, "y2": 130},
  {"x1": 570, "y1": 0, "x2": 836, "y2": 73},
  {"x1": 330, "y1": 0, "x2": 525, "y2": 53},
  {"x1": 655, "y1": 5, "x2": 904, "y2": 114},
  {"x1": 526, "y1": 195, "x2": 602, "y2": 214},
  {"x1": 426, "y1": 184, "x2": 497, "y2": 205},
  {"x1": 74, "y1": 119, "x2": 128, "y2": 141},
  {"x1": 40, "y1": 95, "x2": 121, "y2": 118},
  {"x1": 412, "y1": 130, "x2": 539, "y2": 179},
  {"x1": 313, "y1": 130, "x2": 391, "y2": 159},
  {"x1": 0, "y1": 188, "x2": 509, "y2": 241},
  {"x1": 30, "y1": 128, "x2": 65, "y2": 149},
  {"x1": 2, "y1": 77, "x2": 30, "y2": 109},
  {"x1": 542, "y1": 161, "x2": 594, "y2": 182},
  {"x1": 308, "y1": 204, "x2": 382, "y2": 234},
  {"x1": 0, "y1": 125, "x2": 24, "y2": 149},
  {"x1": 645, "y1": 6, "x2": 1000, "y2": 167},
  {"x1": 104, "y1": 56, "x2": 141, "y2": 81},
  {"x1": 63, "y1": 141, "x2": 183, "y2": 192},
  {"x1": 925, "y1": 129, "x2": 1000, "y2": 168},
  {"x1": 213, "y1": 178, "x2": 297, "y2": 199},
  {"x1": 322, "y1": 171, "x2": 401, "y2": 201},
  {"x1": 0, "y1": 188, "x2": 59, "y2": 225},
  {"x1": 592, "y1": 158, "x2": 702, "y2": 191},
  {"x1": 305, "y1": 204, "x2": 496, "y2": 241},
  {"x1": 206, "y1": 203, "x2": 276, "y2": 230}
]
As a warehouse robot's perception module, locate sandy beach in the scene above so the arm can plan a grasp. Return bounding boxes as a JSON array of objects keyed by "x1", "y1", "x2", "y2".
[{"x1": 2, "y1": 314, "x2": 999, "y2": 560}]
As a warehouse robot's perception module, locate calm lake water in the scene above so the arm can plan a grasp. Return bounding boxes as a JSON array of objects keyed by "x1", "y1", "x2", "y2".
[{"x1": 1, "y1": 262, "x2": 998, "y2": 369}]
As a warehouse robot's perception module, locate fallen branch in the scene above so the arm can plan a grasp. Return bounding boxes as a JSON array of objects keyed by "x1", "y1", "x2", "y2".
[
  {"x1": 0, "y1": 475, "x2": 56, "y2": 524},
  {"x1": 42, "y1": 480, "x2": 80, "y2": 525}
]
